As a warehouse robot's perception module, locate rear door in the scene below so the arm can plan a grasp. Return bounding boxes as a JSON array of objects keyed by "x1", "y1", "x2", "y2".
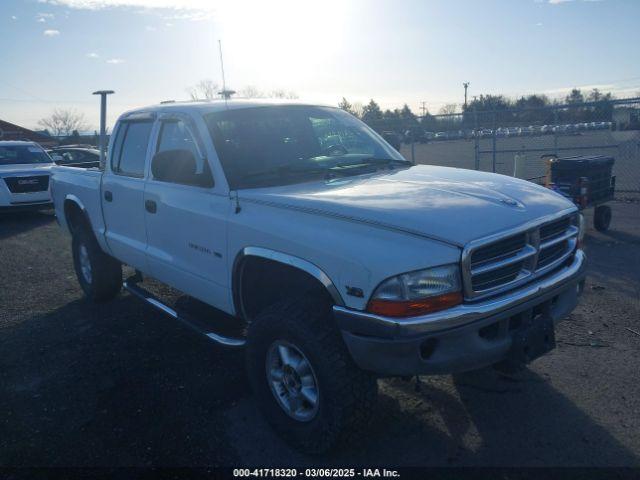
[
  {"x1": 143, "y1": 114, "x2": 231, "y2": 311},
  {"x1": 101, "y1": 117, "x2": 155, "y2": 271}
]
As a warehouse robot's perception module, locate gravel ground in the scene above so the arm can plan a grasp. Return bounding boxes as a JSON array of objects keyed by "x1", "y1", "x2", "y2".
[{"x1": 0, "y1": 200, "x2": 639, "y2": 467}]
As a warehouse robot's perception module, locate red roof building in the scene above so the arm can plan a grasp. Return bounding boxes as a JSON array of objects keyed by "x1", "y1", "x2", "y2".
[{"x1": 0, "y1": 119, "x2": 59, "y2": 147}]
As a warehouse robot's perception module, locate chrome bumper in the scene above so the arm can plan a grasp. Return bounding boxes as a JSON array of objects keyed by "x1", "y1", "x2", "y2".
[
  {"x1": 334, "y1": 250, "x2": 586, "y2": 338},
  {"x1": 334, "y1": 250, "x2": 586, "y2": 376}
]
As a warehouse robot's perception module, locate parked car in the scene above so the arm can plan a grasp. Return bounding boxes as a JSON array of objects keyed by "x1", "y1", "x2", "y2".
[
  {"x1": 381, "y1": 131, "x2": 401, "y2": 151},
  {"x1": 434, "y1": 131, "x2": 448, "y2": 140},
  {"x1": 541, "y1": 125, "x2": 553, "y2": 135},
  {"x1": 462, "y1": 129, "x2": 475, "y2": 140},
  {"x1": 421, "y1": 131, "x2": 436, "y2": 142},
  {"x1": 477, "y1": 128, "x2": 493, "y2": 138},
  {"x1": 495, "y1": 127, "x2": 508, "y2": 138},
  {"x1": 0, "y1": 141, "x2": 54, "y2": 211},
  {"x1": 517, "y1": 126, "x2": 533, "y2": 136},
  {"x1": 48, "y1": 147, "x2": 101, "y2": 168},
  {"x1": 51, "y1": 100, "x2": 586, "y2": 453}
]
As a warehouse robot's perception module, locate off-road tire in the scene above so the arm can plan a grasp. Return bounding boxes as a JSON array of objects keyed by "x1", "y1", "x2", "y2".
[
  {"x1": 594, "y1": 205, "x2": 611, "y2": 232},
  {"x1": 246, "y1": 298, "x2": 378, "y2": 454},
  {"x1": 72, "y1": 225, "x2": 122, "y2": 302}
]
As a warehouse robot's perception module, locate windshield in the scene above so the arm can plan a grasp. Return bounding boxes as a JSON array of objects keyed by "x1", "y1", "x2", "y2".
[
  {"x1": 0, "y1": 145, "x2": 53, "y2": 166},
  {"x1": 204, "y1": 106, "x2": 408, "y2": 189}
]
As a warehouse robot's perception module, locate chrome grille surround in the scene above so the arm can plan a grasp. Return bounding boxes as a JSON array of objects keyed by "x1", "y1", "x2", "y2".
[{"x1": 461, "y1": 209, "x2": 579, "y2": 301}]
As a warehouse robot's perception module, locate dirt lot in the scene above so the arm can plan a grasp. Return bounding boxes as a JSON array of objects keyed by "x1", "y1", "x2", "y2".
[{"x1": 1, "y1": 201, "x2": 639, "y2": 467}]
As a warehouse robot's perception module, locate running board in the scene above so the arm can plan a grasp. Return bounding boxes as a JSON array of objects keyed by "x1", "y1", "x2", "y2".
[{"x1": 123, "y1": 280, "x2": 246, "y2": 348}]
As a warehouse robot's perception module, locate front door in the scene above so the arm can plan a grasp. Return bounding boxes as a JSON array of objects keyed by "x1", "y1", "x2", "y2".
[
  {"x1": 143, "y1": 116, "x2": 231, "y2": 312},
  {"x1": 102, "y1": 119, "x2": 154, "y2": 271}
]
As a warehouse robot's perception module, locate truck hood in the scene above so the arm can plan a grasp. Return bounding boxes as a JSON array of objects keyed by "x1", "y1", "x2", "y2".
[{"x1": 238, "y1": 165, "x2": 577, "y2": 247}]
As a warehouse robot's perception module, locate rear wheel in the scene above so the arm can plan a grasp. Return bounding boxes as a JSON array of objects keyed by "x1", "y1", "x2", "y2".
[
  {"x1": 246, "y1": 298, "x2": 378, "y2": 454},
  {"x1": 72, "y1": 226, "x2": 122, "y2": 302},
  {"x1": 594, "y1": 205, "x2": 612, "y2": 232}
]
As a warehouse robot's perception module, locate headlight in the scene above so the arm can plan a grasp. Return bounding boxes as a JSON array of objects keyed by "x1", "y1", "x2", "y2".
[{"x1": 367, "y1": 264, "x2": 462, "y2": 318}]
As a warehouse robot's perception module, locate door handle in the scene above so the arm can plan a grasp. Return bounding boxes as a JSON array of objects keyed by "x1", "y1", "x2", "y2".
[
  {"x1": 145, "y1": 199, "x2": 157, "y2": 214},
  {"x1": 104, "y1": 190, "x2": 113, "y2": 202}
]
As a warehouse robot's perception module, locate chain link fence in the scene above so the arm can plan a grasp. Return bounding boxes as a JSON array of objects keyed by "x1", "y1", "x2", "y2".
[{"x1": 388, "y1": 97, "x2": 640, "y2": 193}]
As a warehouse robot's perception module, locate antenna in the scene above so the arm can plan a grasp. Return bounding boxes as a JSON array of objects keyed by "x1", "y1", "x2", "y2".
[
  {"x1": 219, "y1": 40, "x2": 226, "y2": 93},
  {"x1": 218, "y1": 39, "x2": 235, "y2": 101}
]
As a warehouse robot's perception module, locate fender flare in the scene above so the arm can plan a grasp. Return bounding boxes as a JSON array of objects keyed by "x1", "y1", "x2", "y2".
[
  {"x1": 63, "y1": 195, "x2": 91, "y2": 234},
  {"x1": 232, "y1": 246, "x2": 345, "y2": 319},
  {"x1": 64, "y1": 194, "x2": 86, "y2": 213}
]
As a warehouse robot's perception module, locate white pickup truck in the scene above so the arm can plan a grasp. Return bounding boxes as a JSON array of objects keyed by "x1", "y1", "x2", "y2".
[{"x1": 51, "y1": 100, "x2": 586, "y2": 452}]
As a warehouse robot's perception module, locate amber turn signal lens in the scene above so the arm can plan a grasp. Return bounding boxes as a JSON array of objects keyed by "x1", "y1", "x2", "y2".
[{"x1": 367, "y1": 291, "x2": 463, "y2": 317}]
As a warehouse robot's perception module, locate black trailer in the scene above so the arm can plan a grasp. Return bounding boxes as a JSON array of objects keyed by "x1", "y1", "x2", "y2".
[{"x1": 544, "y1": 154, "x2": 616, "y2": 231}]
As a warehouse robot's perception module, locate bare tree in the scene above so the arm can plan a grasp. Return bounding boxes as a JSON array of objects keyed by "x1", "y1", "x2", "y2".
[
  {"x1": 270, "y1": 89, "x2": 299, "y2": 100},
  {"x1": 239, "y1": 85, "x2": 265, "y2": 98},
  {"x1": 187, "y1": 79, "x2": 219, "y2": 101},
  {"x1": 351, "y1": 102, "x2": 364, "y2": 119},
  {"x1": 38, "y1": 109, "x2": 89, "y2": 137},
  {"x1": 188, "y1": 80, "x2": 299, "y2": 101},
  {"x1": 438, "y1": 103, "x2": 459, "y2": 115}
]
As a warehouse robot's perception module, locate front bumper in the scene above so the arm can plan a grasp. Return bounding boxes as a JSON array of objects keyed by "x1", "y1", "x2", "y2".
[
  {"x1": 0, "y1": 200, "x2": 53, "y2": 212},
  {"x1": 334, "y1": 250, "x2": 586, "y2": 376}
]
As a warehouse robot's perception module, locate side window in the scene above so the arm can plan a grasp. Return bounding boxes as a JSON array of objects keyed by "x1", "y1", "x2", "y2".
[
  {"x1": 152, "y1": 120, "x2": 214, "y2": 188},
  {"x1": 110, "y1": 124, "x2": 125, "y2": 171},
  {"x1": 112, "y1": 121, "x2": 153, "y2": 177}
]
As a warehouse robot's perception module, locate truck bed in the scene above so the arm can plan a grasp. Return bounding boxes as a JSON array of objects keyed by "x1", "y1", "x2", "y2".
[{"x1": 50, "y1": 165, "x2": 108, "y2": 250}]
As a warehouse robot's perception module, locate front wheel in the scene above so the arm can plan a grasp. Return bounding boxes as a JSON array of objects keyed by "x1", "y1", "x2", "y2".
[
  {"x1": 72, "y1": 226, "x2": 122, "y2": 302},
  {"x1": 594, "y1": 205, "x2": 612, "y2": 232},
  {"x1": 246, "y1": 298, "x2": 378, "y2": 454}
]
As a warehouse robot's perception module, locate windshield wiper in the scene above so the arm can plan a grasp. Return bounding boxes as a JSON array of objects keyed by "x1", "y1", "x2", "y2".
[
  {"x1": 241, "y1": 164, "x2": 327, "y2": 184},
  {"x1": 324, "y1": 157, "x2": 412, "y2": 179},
  {"x1": 358, "y1": 157, "x2": 413, "y2": 167}
]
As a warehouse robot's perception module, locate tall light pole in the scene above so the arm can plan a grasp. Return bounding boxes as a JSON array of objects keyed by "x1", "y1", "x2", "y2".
[
  {"x1": 92, "y1": 90, "x2": 114, "y2": 169},
  {"x1": 463, "y1": 82, "x2": 470, "y2": 109}
]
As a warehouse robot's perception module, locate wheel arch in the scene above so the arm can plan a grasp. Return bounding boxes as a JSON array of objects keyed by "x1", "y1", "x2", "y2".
[
  {"x1": 232, "y1": 247, "x2": 344, "y2": 321},
  {"x1": 63, "y1": 195, "x2": 92, "y2": 235}
]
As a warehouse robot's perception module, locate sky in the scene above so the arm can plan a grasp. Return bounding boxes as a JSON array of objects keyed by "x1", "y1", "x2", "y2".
[{"x1": 1, "y1": 0, "x2": 639, "y2": 131}]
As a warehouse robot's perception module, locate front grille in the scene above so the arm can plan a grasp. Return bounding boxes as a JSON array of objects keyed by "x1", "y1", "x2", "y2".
[
  {"x1": 471, "y1": 233, "x2": 527, "y2": 268},
  {"x1": 3, "y1": 175, "x2": 50, "y2": 193},
  {"x1": 540, "y1": 217, "x2": 571, "y2": 241},
  {"x1": 464, "y1": 213, "x2": 578, "y2": 300},
  {"x1": 472, "y1": 261, "x2": 525, "y2": 291},
  {"x1": 537, "y1": 241, "x2": 568, "y2": 268}
]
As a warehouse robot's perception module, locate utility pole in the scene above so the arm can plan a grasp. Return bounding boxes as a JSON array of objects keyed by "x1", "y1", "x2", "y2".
[
  {"x1": 463, "y1": 82, "x2": 470, "y2": 109},
  {"x1": 420, "y1": 101, "x2": 427, "y2": 117},
  {"x1": 92, "y1": 90, "x2": 114, "y2": 170}
]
